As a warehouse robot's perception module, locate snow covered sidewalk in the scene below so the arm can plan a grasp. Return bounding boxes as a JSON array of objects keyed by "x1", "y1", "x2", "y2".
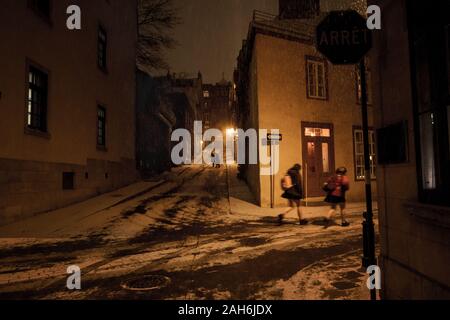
[
  {"x1": 0, "y1": 176, "x2": 170, "y2": 239},
  {"x1": 226, "y1": 164, "x2": 377, "y2": 222}
]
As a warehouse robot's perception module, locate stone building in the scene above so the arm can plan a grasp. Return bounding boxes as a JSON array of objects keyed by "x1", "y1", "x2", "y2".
[
  {"x1": 0, "y1": 0, "x2": 138, "y2": 225},
  {"x1": 136, "y1": 70, "x2": 176, "y2": 176},
  {"x1": 369, "y1": 0, "x2": 450, "y2": 299},
  {"x1": 169, "y1": 72, "x2": 203, "y2": 138},
  {"x1": 235, "y1": 3, "x2": 376, "y2": 207},
  {"x1": 202, "y1": 77, "x2": 237, "y2": 133},
  {"x1": 136, "y1": 71, "x2": 203, "y2": 174}
]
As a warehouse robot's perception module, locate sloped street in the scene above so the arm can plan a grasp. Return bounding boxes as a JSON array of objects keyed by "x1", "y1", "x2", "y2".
[{"x1": 0, "y1": 166, "x2": 377, "y2": 300}]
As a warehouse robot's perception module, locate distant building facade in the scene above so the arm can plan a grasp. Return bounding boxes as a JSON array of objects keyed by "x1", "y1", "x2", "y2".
[
  {"x1": 235, "y1": 8, "x2": 376, "y2": 207},
  {"x1": 136, "y1": 70, "x2": 176, "y2": 176},
  {"x1": 202, "y1": 78, "x2": 237, "y2": 133},
  {"x1": 136, "y1": 71, "x2": 203, "y2": 174},
  {"x1": 0, "y1": 0, "x2": 138, "y2": 225},
  {"x1": 370, "y1": 0, "x2": 450, "y2": 299},
  {"x1": 169, "y1": 72, "x2": 203, "y2": 139}
]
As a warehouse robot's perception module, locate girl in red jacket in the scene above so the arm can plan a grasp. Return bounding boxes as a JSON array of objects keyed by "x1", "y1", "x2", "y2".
[{"x1": 323, "y1": 167, "x2": 350, "y2": 228}]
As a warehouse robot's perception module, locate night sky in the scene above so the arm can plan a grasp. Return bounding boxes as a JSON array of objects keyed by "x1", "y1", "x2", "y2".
[
  {"x1": 163, "y1": 0, "x2": 277, "y2": 84},
  {"x1": 165, "y1": 0, "x2": 358, "y2": 84}
]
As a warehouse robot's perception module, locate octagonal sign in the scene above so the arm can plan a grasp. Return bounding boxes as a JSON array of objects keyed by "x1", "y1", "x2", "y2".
[{"x1": 316, "y1": 10, "x2": 372, "y2": 65}]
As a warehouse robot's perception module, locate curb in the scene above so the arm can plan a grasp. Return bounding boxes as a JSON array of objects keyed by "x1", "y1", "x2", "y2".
[{"x1": 229, "y1": 207, "x2": 379, "y2": 220}]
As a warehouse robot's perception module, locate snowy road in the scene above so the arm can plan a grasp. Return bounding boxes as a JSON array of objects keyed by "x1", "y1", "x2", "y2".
[{"x1": 0, "y1": 166, "x2": 377, "y2": 300}]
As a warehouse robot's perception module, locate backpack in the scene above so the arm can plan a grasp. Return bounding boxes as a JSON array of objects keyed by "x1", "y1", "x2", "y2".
[
  {"x1": 281, "y1": 175, "x2": 293, "y2": 191},
  {"x1": 323, "y1": 176, "x2": 337, "y2": 192}
]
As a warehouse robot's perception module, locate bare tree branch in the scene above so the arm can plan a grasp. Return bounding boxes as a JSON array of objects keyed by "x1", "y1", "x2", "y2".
[{"x1": 137, "y1": 0, "x2": 181, "y2": 72}]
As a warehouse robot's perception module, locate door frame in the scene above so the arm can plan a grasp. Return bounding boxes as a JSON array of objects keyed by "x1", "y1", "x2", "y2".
[{"x1": 301, "y1": 121, "x2": 336, "y2": 197}]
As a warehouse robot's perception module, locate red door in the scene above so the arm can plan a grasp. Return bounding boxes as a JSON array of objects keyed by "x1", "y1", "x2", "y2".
[{"x1": 302, "y1": 123, "x2": 335, "y2": 197}]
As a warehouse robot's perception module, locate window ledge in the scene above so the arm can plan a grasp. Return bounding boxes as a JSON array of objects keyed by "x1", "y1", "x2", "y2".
[
  {"x1": 24, "y1": 127, "x2": 51, "y2": 139},
  {"x1": 404, "y1": 201, "x2": 450, "y2": 229},
  {"x1": 306, "y1": 96, "x2": 328, "y2": 101}
]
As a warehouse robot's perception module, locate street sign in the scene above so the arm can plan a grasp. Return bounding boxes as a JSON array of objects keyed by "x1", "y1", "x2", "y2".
[
  {"x1": 316, "y1": 10, "x2": 372, "y2": 65},
  {"x1": 267, "y1": 133, "x2": 282, "y2": 142}
]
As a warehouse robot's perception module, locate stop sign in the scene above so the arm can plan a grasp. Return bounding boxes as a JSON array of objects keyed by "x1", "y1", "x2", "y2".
[{"x1": 316, "y1": 10, "x2": 372, "y2": 65}]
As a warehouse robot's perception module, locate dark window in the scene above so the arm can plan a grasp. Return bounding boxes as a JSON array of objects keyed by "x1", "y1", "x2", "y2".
[
  {"x1": 62, "y1": 172, "x2": 75, "y2": 190},
  {"x1": 408, "y1": 1, "x2": 450, "y2": 205},
  {"x1": 28, "y1": 0, "x2": 51, "y2": 20},
  {"x1": 377, "y1": 121, "x2": 409, "y2": 165},
  {"x1": 97, "y1": 106, "x2": 106, "y2": 146},
  {"x1": 27, "y1": 66, "x2": 48, "y2": 132},
  {"x1": 98, "y1": 26, "x2": 107, "y2": 71}
]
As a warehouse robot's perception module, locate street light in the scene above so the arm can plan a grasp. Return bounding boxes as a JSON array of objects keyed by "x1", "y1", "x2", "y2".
[{"x1": 226, "y1": 128, "x2": 236, "y2": 136}]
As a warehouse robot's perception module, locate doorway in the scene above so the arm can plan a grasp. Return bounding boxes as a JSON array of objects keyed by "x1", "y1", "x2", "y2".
[{"x1": 302, "y1": 122, "x2": 335, "y2": 197}]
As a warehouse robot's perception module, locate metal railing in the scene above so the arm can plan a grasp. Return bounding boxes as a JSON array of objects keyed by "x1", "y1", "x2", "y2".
[
  {"x1": 251, "y1": 10, "x2": 314, "y2": 41},
  {"x1": 253, "y1": 10, "x2": 278, "y2": 22}
]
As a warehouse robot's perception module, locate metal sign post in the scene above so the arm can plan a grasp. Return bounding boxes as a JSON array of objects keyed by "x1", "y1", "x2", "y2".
[
  {"x1": 316, "y1": 10, "x2": 377, "y2": 301},
  {"x1": 359, "y1": 58, "x2": 377, "y2": 301},
  {"x1": 267, "y1": 134, "x2": 282, "y2": 209}
]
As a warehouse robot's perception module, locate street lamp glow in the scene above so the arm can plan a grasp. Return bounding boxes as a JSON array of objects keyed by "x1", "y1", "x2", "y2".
[{"x1": 226, "y1": 128, "x2": 236, "y2": 136}]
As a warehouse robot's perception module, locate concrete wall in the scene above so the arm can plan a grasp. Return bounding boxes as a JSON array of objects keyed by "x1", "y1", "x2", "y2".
[
  {"x1": 0, "y1": 0, "x2": 138, "y2": 224},
  {"x1": 252, "y1": 33, "x2": 376, "y2": 207},
  {"x1": 370, "y1": 0, "x2": 450, "y2": 299}
]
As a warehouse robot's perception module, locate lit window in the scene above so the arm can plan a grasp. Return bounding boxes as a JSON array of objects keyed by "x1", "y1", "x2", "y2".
[
  {"x1": 353, "y1": 129, "x2": 376, "y2": 180},
  {"x1": 27, "y1": 66, "x2": 48, "y2": 132},
  {"x1": 306, "y1": 57, "x2": 327, "y2": 100},
  {"x1": 407, "y1": 1, "x2": 450, "y2": 205},
  {"x1": 322, "y1": 142, "x2": 330, "y2": 173},
  {"x1": 203, "y1": 90, "x2": 210, "y2": 98},
  {"x1": 305, "y1": 127, "x2": 330, "y2": 137},
  {"x1": 419, "y1": 113, "x2": 436, "y2": 189}
]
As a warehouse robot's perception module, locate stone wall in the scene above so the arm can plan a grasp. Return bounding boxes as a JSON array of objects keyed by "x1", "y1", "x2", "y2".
[
  {"x1": 0, "y1": 157, "x2": 136, "y2": 226},
  {"x1": 370, "y1": 0, "x2": 450, "y2": 299}
]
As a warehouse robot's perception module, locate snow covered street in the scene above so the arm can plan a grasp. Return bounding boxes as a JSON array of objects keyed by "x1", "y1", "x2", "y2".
[{"x1": 0, "y1": 166, "x2": 378, "y2": 300}]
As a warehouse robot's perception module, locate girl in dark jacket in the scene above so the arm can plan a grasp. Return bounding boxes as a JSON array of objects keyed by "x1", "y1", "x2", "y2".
[{"x1": 279, "y1": 164, "x2": 308, "y2": 226}]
